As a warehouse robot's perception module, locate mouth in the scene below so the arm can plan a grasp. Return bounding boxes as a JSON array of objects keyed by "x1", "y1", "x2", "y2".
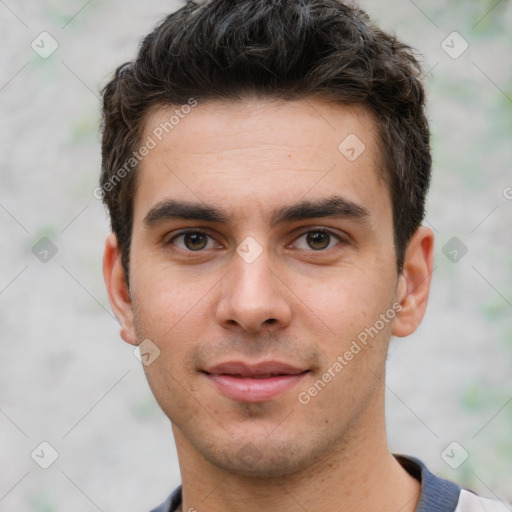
[{"x1": 201, "y1": 361, "x2": 310, "y2": 402}]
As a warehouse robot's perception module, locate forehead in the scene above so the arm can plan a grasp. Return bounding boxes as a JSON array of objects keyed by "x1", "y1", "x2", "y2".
[
  {"x1": 142, "y1": 96, "x2": 380, "y2": 162},
  {"x1": 132, "y1": 97, "x2": 389, "y2": 229}
]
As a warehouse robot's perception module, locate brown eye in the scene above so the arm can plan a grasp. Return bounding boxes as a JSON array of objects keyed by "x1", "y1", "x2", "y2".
[
  {"x1": 168, "y1": 231, "x2": 215, "y2": 251},
  {"x1": 291, "y1": 229, "x2": 343, "y2": 251},
  {"x1": 306, "y1": 231, "x2": 331, "y2": 250},
  {"x1": 183, "y1": 232, "x2": 208, "y2": 250}
]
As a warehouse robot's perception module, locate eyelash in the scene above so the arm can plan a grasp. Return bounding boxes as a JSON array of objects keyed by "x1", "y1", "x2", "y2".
[{"x1": 165, "y1": 228, "x2": 346, "y2": 252}]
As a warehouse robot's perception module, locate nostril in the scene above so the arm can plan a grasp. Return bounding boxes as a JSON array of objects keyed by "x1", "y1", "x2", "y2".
[{"x1": 265, "y1": 318, "x2": 277, "y2": 324}]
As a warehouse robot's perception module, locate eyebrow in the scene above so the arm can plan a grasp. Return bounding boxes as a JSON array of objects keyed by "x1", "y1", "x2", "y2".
[{"x1": 143, "y1": 195, "x2": 370, "y2": 228}]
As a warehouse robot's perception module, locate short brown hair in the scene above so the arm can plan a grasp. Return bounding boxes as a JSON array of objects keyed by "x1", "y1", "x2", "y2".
[{"x1": 100, "y1": 0, "x2": 431, "y2": 285}]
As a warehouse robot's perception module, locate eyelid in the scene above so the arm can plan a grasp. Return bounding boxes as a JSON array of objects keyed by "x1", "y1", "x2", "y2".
[{"x1": 166, "y1": 228, "x2": 211, "y2": 240}]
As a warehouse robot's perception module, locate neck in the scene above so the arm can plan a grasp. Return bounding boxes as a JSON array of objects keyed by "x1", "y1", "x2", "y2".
[{"x1": 172, "y1": 387, "x2": 420, "y2": 512}]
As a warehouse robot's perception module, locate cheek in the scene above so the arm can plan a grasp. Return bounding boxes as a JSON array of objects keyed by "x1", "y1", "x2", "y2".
[
  {"x1": 134, "y1": 297, "x2": 203, "y2": 422},
  {"x1": 142, "y1": 360, "x2": 199, "y2": 431},
  {"x1": 131, "y1": 264, "x2": 215, "y2": 338},
  {"x1": 301, "y1": 269, "x2": 394, "y2": 341}
]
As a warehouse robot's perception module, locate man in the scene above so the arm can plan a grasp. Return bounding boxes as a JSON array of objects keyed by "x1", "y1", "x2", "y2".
[{"x1": 100, "y1": 1, "x2": 508, "y2": 511}]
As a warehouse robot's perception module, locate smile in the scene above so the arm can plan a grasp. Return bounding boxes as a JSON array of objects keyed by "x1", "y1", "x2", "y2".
[{"x1": 202, "y1": 361, "x2": 310, "y2": 402}]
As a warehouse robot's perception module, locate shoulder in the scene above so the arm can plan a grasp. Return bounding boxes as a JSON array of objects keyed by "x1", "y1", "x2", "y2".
[
  {"x1": 149, "y1": 485, "x2": 182, "y2": 512},
  {"x1": 395, "y1": 454, "x2": 510, "y2": 512},
  {"x1": 455, "y1": 489, "x2": 511, "y2": 512}
]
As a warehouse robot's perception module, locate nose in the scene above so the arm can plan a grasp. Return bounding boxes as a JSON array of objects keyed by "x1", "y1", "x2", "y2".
[{"x1": 215, "y1": 248, "x2": 292, "y2": 334}]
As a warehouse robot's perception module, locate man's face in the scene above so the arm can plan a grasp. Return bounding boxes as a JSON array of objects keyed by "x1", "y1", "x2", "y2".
[{"x1": 121, "y1": 97, "x2": 404, "y2": 476}]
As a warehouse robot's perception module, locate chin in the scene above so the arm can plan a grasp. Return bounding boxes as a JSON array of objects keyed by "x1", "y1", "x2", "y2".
[{"x1": 198, "y1": 435, "x2": 334, "y2": 479}]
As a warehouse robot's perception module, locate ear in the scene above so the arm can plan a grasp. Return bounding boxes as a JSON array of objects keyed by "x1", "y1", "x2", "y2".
[
  {"x1": 103, "y1": 233, "x2": 137, "y2": 346},
  {"x1": 392, "y1": 226, "x2": 435, "y2": 338}
]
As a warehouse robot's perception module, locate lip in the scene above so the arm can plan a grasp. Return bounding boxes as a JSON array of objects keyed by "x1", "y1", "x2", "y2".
[{"x1": 202, "y1": 361, "x2": 310, "y2": 402}]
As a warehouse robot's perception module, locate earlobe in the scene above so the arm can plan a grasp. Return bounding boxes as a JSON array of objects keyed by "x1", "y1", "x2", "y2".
[
  {"x1": 392, "y1": 227, "x2": 435, "y2": 338},
  {"x1": 103, "y1": 233, "x2": 138, "y2": 346}
]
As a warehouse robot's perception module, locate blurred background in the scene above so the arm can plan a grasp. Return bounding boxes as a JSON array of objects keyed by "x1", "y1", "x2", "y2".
[{"x1": 0, "y1": 0, "x2": 511, "y2": 510}]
